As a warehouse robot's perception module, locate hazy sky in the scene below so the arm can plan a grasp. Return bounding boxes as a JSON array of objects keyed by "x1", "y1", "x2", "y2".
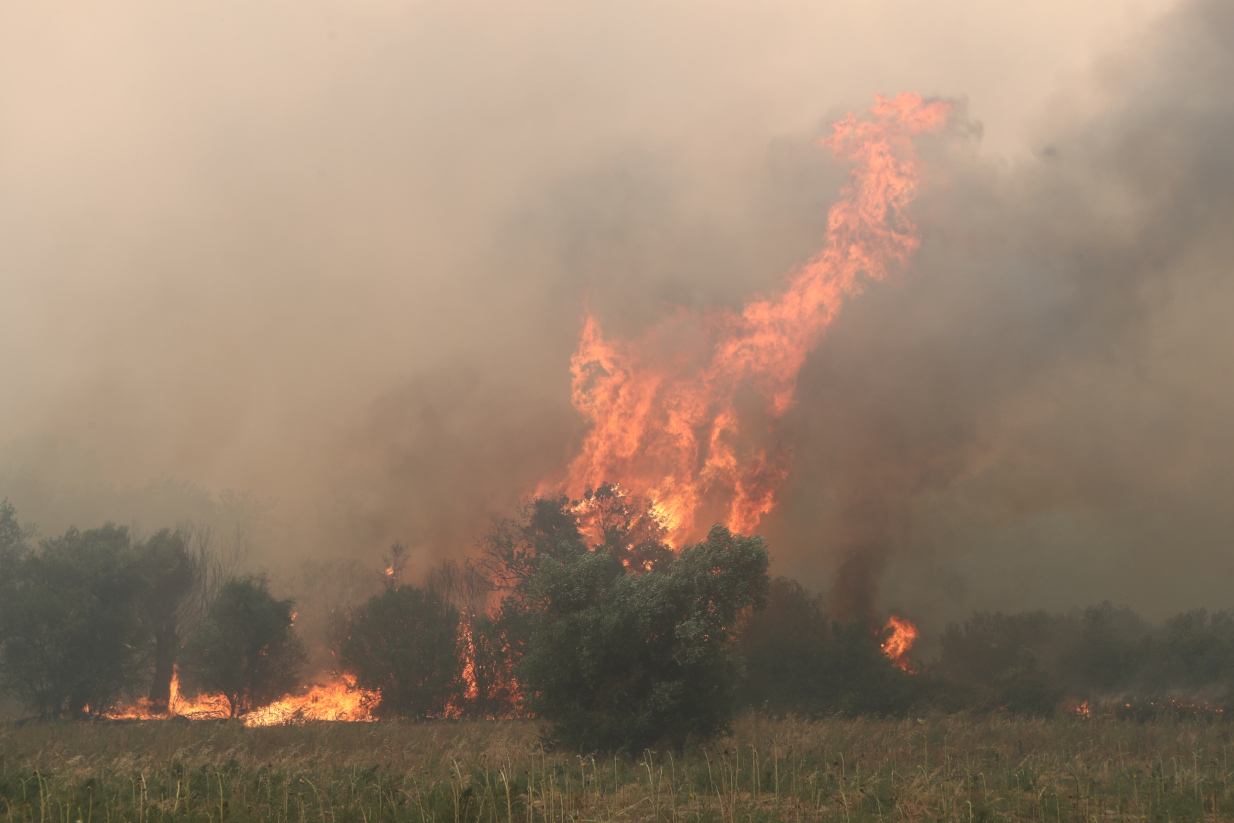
[{"x1": 8, "y1": 0, "x2": 1233, "y2": 633}]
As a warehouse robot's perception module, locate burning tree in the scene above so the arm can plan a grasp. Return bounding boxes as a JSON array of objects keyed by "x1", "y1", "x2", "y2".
[{"x1": 548, "y1": 94, "x2": 953, "y2": 545}]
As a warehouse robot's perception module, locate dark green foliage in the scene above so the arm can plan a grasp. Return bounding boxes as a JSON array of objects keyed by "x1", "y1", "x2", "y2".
[
  {"x1": 178, "y1": 575, "x2": 306, "y2": 718},
  {"x1": 519, "y1": 524, "x2": 770, "y2": 752},
  {"x1": 735, "y1": 578, "x2": 924, "y2": 717},
  {"x1": 134, "y1": 528, "x2": 196, "y2": 711},
  {"x1": 735, "y1": 577, "x2": 831, "y2": 713},
  {"x1": 938, "y1": 609, "x2": 1065, "y2": 688},
  {"x1": 0, "y1": 499, "x2": 30, "y2": 570},
  {"x1": 340, "y1": 585, "x2": 463, "y2": 718},
  {"x1": 1144, "y1": 609, "x2": 1234, "y2": 692},
  {"x1": 0, "y1": 522, "x2": 147, "y2": 718},
  {"x1": 1063, "y1": 602, "x2": 1150, "y2": 696},
  {"x1": 474, "y1": 488, "x2": 677, "y2": 722},
  {"x1": 935, "y1": 603, "x2": 1234, "y2": 714},
  {"x1": 995, "y1": 654, "x2": 1064, "y2": 717}
]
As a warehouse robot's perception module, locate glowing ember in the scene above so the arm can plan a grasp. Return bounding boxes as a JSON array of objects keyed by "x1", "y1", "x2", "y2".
[
  {"x1": 546, "y1": 94, "x2": 952, "y2": 544},
  {"x1": 881, "y1": 614, "x2": 918, "y2": 672}
]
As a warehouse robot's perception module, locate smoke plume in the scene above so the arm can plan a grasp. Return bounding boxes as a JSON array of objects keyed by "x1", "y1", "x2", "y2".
[{"x1": 4, "y1": 0, "x2": 1232, "y2": 639}]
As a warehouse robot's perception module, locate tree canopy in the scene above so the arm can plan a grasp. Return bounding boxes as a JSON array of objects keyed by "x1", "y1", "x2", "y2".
[
  {"x1": 0, "y1": 522, "x2": 147, "y2": 718},
  {"x1": 340, "y1": 584, "x2": 463, "y2": 718},
  {"x1": 518, "y1": 523, "x2": 770, "y2": 751},
  {"x1": 178, "y1": 575, "x2": 306, "y2": 718}
]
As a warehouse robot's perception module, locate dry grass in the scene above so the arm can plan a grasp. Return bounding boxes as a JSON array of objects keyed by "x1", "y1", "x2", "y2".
[{"x1": 3, "y1": 712, "x2": 1233, "y2": 822}]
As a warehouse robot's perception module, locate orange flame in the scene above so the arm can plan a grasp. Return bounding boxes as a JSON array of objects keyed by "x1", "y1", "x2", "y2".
[
  {"x1": 106, "y1": 669, "x2": 378, "y2": 724},
  {"x1": 242, "y1": 673, "x2": 378, "y2": 726},
  {"x1": 881, "y1": 614, "x2": 918, "y2": 672},
  {"x1": 547, "y1": 94, "x2": 951, "y2": 544},
  {"x1": 104, "y1": 670, "x2": 230, "y2": 720}
]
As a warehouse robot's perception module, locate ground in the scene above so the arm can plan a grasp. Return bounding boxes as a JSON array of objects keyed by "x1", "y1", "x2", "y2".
[{"x1": 2, "y1": 713, "x2": 1232, "y2": 821}]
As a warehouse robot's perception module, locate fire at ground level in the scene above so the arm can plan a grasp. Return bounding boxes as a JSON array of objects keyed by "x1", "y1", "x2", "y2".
[{"x1": 103, "y1": 615, "x2": 918, "y2": 725}]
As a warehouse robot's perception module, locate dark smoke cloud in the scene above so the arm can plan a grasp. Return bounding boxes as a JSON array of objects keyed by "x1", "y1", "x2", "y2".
[
  {"x1": 764, "y1": 0, "x2": 1234, "y2": 637},
  {"x1": 4, "y1": 0, "x2": 1230, "y2": 642}
]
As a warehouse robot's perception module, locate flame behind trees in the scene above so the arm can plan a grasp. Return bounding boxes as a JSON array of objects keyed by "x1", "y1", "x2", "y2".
[
  {"x1": 881, "y1": 615, "x2": 919, "y2": 672},
  {"x1": 553, "y1": 94, "x2": 952, "y2": 544}
]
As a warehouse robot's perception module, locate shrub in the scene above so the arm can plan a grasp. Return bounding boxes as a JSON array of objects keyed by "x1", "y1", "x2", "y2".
[
  {"x1": 519, "y1": 525, "x2": 770, "y2": 752},
  {"x1": 0, "y1": 523, "x2": 146, "y2": 718},
  {"x1": 340, "y1": 585, "x2": 463, "y2": 718},
  {"x1": 178, "y1": 575, "x2": 305, "y2": 718}
]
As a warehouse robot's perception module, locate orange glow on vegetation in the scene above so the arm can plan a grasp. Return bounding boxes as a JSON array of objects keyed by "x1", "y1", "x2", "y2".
[
  {"x1": 105, "y1": 670, "x2": 378, "y2": 724},
  {"x1": 881, "y1": 614, "x2": 919, "y2": 672},
  {"x1": 242, "y1": 674, "x2": 378, "y2": 726},
  {"x1": 547, "y1": 94, "x2": 951, "y2": 544}
]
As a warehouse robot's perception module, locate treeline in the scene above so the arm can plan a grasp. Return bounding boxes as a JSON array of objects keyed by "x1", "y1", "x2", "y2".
[
  {"x1": 932, "y1": 604, "x2": 1234, "y2": 717},
  {"x1": 4, "y1": 492, "x2": 1234, "y2": 750},
  {"x1": 0, "y1": 499, "x2": 303, "y2": 719}
]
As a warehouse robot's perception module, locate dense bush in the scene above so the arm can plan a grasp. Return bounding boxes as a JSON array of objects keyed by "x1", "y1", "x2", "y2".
[
  {"x1": 0, "y1": 502, "x2": 261, "y2": 719},
  {"x1": 0, "y1": 520, "x2": 148, "y2": 718},
  {"x1": 178, "y1": 575, "x2": 306, "y2": 718},
  {"x1": 519, "y1": 524, "x2": 770, "y2": 752},
  {"x1": 340, "y1": 584, "x2": 463, "y2": 718},
  {"x1": 735, "y1": 578, "x2": 927, "y2": 718}
]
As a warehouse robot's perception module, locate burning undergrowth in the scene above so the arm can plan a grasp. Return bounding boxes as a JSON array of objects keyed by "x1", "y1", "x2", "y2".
[
  {"x1": 4, "y1": 93, "x2": 963, "y2": 730},
  {"x1": 7, "y1": 0, "x2": 1234, "y2": 735}
]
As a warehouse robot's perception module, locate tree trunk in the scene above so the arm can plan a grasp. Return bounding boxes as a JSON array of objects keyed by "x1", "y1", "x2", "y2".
[{"x1": 148, "y1": 622, "x2": 178, "y2": 712}]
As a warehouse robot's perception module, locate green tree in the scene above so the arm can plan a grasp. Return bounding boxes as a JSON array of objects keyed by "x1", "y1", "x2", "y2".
[
  {"x1": 178, "y1": 575, "x2": 305, "y2": 718},
  {"x1": 134, "y1": 528, "x2": 196, "y2": 712},
  {"x1": 519, "y1": 524, "x2": 770, "y2": 752},
  {"x1": 0, "y1": 523, "x2": 146, "y2": 718},
  {"x1": 735, "y1": 577, "x2": 832, "y2": 714},
  {"x1": 0, "y1": 499, "x2": 30, "y2": 570},
  {"x1": 341, "y1": 585, "x2": 463, "y2": 718}
]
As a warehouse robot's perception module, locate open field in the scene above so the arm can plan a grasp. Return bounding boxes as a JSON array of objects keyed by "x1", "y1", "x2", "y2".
[{"x1": 4, "y1": 714, "x2": 1234, "y2": 822}]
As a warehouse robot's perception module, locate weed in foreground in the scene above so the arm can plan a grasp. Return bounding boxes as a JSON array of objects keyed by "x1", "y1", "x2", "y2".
[{"x1": 2, "y1": 713, "x2": 1233, "y2": 821}]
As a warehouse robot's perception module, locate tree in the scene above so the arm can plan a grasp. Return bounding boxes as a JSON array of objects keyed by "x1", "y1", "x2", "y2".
[
  {"x1": 518, "y1": 524, "x2": 770, "y2": 752},
  {"x1": 0, "y1": 499, "x2": 31, "y2": 571},
  {"x1": 735, "y1": 577, "x2": 832, "y2": 714},
  {"x1": 134, "y1": 528, "x2": 196, "y2": 712},
  {"x1": 340, "y1": 585, "x2": 463, "y2": 718},
  {"x1": 0, "y1": 523, "x2": 147, "y2": 718},
  {"x1": 178, "y1": 575, "x2": 306, "y2": 718}
]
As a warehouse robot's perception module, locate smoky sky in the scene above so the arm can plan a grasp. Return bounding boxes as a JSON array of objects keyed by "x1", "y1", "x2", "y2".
[{"x1": 3, "y1": 0, "x2": 1231, "y2": 630}]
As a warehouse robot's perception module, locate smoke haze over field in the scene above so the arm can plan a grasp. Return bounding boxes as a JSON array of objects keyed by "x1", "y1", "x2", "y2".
[{"x1": 3, "y1": 0, "x2": 1231, "y2": 633}]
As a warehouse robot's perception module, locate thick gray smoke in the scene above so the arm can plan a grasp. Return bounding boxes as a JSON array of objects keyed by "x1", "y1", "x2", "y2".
[
  {"x1": 3, "y1": 0, "x2": 1230, "y2": 636},
  {"x1": 767, "y1": 0, "x2": 1234, "y2": 638}
]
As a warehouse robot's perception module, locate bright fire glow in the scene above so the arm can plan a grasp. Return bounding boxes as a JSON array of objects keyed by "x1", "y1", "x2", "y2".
[
  {"x1": 242, "y1": 673, "x2": 378, "y2": 726},
  {"x1": 546, "y1": 94, "x2": 951, "y2": 544},
  {"x1": 881, "y1": 614, "x2": 918, "y2": 672},
  {"x1": 105, "y1": 670, "x2": 378, "y2": 725}
]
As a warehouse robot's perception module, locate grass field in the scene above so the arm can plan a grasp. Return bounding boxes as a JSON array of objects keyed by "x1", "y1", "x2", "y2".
[{"x1": 3, "y1": 713, "x2": 1233, "y2": 822}]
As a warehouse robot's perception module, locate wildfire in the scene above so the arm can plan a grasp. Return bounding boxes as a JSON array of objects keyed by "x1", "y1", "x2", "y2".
[
  {"x1": 548, "y1": 94, "x2": 952, "y2": 544},
  {"x1": 105, "y1": 670, "x2": 378, "y2": 725},
  {"x1": 104, "y1": 670, "x2": 230, "y2": 721},
  {"x1": 881, "y1": 614, "x2": 918, "y2": 672},
  {"x1": 242, "y1": 673, "x2": 378, "y2": 726}
]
